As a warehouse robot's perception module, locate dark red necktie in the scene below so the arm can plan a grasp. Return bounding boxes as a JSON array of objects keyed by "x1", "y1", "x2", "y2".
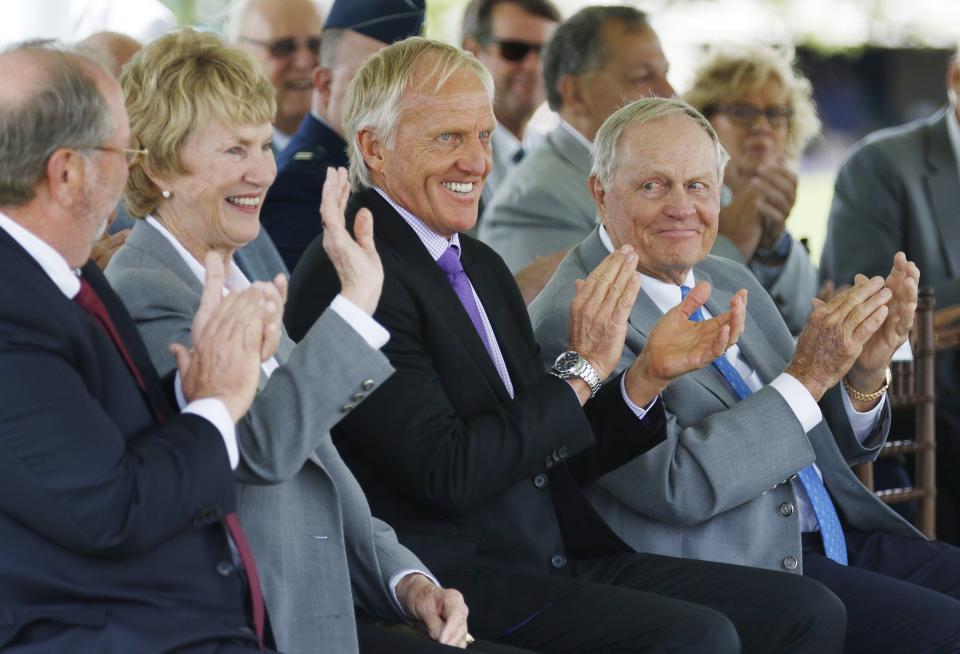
[{"x1": 74, "y1": 276, "x2": 266, "y2": 649}]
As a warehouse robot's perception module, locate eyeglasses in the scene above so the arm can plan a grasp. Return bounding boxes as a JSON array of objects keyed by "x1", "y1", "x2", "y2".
[
  {"x1": 708, "y1": 103, "x2": 793, "y2": 126},
  {"x1": 488, "y1": 39, "x2": 545, "y2": 62},
  {"x1": 239, "y1": 35, "x2": 321, "y2": 58},
  {"x1": 94, "y1": 146, "x2": 149, "y2": 167}
]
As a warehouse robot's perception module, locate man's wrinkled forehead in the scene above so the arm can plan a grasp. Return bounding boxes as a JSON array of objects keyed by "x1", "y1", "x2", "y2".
[{"x1": 398, "y1": 56, "x2": 493, "y2": 117}]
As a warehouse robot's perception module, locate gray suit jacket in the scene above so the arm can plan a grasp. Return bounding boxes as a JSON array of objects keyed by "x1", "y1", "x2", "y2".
[
  {"x1": 105, "y1": 220, "x2": 427, "y2": 654},
  {"x1": 711, "y1": 233, "x2": 818, "y2": 336},
  {"x1": 529, "y1": 228, "x2": 923, "y2": 574},
  {"x1": 478, "y1": 124, "x2": 597, "y2": 272},
  {"x1": 822, "y1": 106, "x2": 960, "y2": 307}
]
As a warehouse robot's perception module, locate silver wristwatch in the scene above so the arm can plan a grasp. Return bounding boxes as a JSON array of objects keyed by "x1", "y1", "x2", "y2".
[{"x1": 550, "y1": 351, "x2": 602, "y2": 398}]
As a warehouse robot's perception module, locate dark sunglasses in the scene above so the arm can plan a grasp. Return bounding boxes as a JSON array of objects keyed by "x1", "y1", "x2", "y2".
[
  {"x1": 239, "y1": 35, "x2": 321, "y2": 58},
  {"x1": 707, "y1": 102, "x2": 794, "y2": 126},
  {"x1": 489, "y1": 39, "x2": 545, "y2": 62}
]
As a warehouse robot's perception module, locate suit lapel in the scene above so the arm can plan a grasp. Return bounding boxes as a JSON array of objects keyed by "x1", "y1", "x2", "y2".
[
  {"x1": 700, "y1": 268, "x2": 788, "y2": 386},
  {"x1": 126, "y1": 220, "x2": 295, "y2": 374},
  {"x1": 923, "y1": 109, "x2": 960, "y2": 277},
  {"x1": 351, "y1": 190, "x2": 509, "y2": 398},
  {"x1": 546, "y1": 125, "x2": 592, "y2": 179},
  {"x1": 81, "y1": 261, "x2": 176, "y2": 418}
]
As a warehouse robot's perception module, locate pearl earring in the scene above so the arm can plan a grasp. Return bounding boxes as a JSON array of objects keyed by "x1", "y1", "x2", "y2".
[{"x1": 161, "y1": 190, "x2": 171, "y2": 199}]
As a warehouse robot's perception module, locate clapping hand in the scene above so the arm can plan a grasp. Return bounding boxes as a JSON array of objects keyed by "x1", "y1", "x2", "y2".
[
  {"x1": 173, "y1": 253, "x2": 285, "y2": 421},
  {"x1": 321, "y1": 167, "x2": 383, "y2": 316},
  {"x1": 624, "y1": 282, "x2": 748, "y2": 406},
  {"x1": 787, "y1": 275, "x2": 892, "y2": 403},
  {"x1": 565, "y1": 245, "x2": 643, "y2": 403},
  {"x1": 848, "y1": 252, "x2": 920, "y2": 392}
]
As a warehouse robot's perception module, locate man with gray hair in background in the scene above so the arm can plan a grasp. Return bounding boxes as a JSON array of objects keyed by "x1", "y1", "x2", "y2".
[
  {"x1": 531, "y1": 96, "x2": 960, "y2": 654},
  {"x1": 480, "y1": 5, "x2": 673, "y2": 303},
  {"x1": 288, "y1": 35, "x2": 848, "y2": 654}
]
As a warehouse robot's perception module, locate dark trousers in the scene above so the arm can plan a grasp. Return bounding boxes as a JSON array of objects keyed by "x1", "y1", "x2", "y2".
[
  {"x1": 473, "y1": 553, "x2": 845, "y2": 654},
  {"x1": 358, "y1": 622, "x2": 534, "y2": 653},
  {"x1": 803, "y1": 529, "x2": 960, "y2": 654}
]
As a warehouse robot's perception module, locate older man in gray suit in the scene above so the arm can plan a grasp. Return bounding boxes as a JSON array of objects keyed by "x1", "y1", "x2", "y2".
[
  {"x1": 821, "y1": 51, "x2": 960, "y2": 543},
  {"x1": 530, "y1": 97, "x2": 960, "y2": 654},
  {"x1": 479, "y1": 5, "x2": 673, "y2": 303}
]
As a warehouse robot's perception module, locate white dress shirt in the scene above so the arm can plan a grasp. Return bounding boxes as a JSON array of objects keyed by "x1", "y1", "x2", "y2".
[
  {"x1": 598, "y1": 225, "x2": 886, "y2": 531},
  {"x1": 0, "y1": 210, "x2": 237, "y2": 463}
]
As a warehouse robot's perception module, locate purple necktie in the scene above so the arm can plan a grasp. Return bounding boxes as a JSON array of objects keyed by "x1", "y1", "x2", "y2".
[{"x1": 437, "y1": 245, "x2": 496, "y2": 363}]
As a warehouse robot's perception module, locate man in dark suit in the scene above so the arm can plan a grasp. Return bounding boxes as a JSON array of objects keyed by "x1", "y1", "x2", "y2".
[
  {"x1": 821, "y1": 51, "x2": 960, "y2": 542},
  {"x1": 0, "y1": 44, "x2": 282, "y2": 652},
  {"x1": 287, "y1": 36, "x2": 847, "y2": 654},
  {"x1": 261, "y1": 0, "x2": 425, "y2": 272}
]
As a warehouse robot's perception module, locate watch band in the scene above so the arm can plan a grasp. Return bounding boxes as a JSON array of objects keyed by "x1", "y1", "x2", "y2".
[
  {"x1": 842, "y1": 367, "x2": 892, "y2": 403},
  {"x1": 550, "y1": 351, "x2": 603, "y2": 398}
]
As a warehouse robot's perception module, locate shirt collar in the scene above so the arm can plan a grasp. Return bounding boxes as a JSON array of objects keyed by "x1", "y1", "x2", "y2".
[
  {"x1": 492, "y1": 121, "x2": 522, "y2": 158},
  {"x1": 145, "y1": 215, "x2": 250, "y2": 291},
  {"x1": 946, "y1": 105, "x2": 960, "y2": 177},
  {"x1": 0, "y1": 209, "x2": 80, "y2": 299},
  {"x1": 558, "y1": 119, "x2": 593, "y2": 153},
  {"x1": 373, "y1": 187, "x2": 460, "y2": 262},
  {"x1": 597, "y1": 223, "x2": 694, "y2": 313},
  {"x1": 272, "y1": 126, "x2": 292, "y2": 153}
]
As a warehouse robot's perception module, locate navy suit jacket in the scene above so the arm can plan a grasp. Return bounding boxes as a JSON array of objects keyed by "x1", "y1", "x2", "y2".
[
  {"x1": 261, "y1": 114, "x2": 348, "y2": 271},
  {"x1": 0, "y1": 228, "x2": 254, "y2": 652}
]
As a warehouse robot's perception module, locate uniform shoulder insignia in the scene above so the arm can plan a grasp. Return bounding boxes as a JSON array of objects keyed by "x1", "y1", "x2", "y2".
[{"x1": 293, "y1": 151, "x2": 314, "y2": 161}]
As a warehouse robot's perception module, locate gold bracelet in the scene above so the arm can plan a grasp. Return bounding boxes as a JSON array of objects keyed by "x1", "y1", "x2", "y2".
[{"x1": 842, "y1": 367, "x2": 892, "y2": 403}]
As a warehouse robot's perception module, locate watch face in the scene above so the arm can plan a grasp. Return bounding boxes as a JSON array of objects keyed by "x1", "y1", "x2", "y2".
[{"x1": 554, "y1": 351, "x2": 580, "y2": 374}]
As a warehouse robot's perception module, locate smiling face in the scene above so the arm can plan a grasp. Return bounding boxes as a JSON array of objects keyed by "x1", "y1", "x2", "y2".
[
  {"x1": 159, "y1": 120, "x2": 276, "y2": 257},
  {"x1": 709, "y1": 76, "x2": 790, "y2": 179},
  {"x1": 575, "y1": 23, "x2": 673, "y2": 141},
  {"x1": 594, "y1": 113, "x2": 721, "y2": 284},
  {"x1": 367, "y1": 62, "x2": 494, "y2": 238},
  {"x1": 238, "y1": 0, "x2": 322, "y2": 135}
]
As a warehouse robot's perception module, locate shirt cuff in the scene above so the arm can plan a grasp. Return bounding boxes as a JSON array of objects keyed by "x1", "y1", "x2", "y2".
[
  {"x1": 175, "y1": 372, "x2": 239, "y2": 469},
  {"x1": 620, "y1": 372, "x2": 660, "y2": 419},
  {"x1": 840, "y1": 384, "x2": 887, "y2": 444},
  {"x1": 389, "y1": 569, "x2": 442, "y2": 618},
  {"x1": 331, "y1": 294, "x2": 389, "y2": 350},
  {"x1": 769, "y1": 373, "x2": 823, "y2": 433}
]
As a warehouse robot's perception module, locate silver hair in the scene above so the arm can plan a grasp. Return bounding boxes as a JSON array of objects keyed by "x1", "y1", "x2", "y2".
[
  {"x1": 0, "y1": 43, "x2": 113, "y2": 207},
  {"x1": 343, "y1": 37, "x2": 494, "y2": 190},
  {"x1": 591, "y1": 97, "x2": 729, "y2": 188}
]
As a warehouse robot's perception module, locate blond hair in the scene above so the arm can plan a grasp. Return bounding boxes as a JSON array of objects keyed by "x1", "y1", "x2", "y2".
[
  {"x1": 683, "y1": 44, "x2": 820, "y2": 159},
  {"x1": 343, "y1": 36, "x2": 493, "y2": 190},
  {"x1": 121, "y1": 28, "x2": 275, "y2": 217}
]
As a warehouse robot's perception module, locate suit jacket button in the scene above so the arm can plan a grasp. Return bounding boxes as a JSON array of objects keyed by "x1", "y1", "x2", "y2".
[
  {"x1": 557, "y1": 446, "x2": 569, "y2": 459},
  {"x1": 543, "y1": 456, "x2": 555, "y2": 469},
  {"x1": 216, "y1": 560, "x2": 235, "y2": 576},
  {"x1": 551, "y1": 451, "x2": 562, "y2": 463},
  {"x1": 351, "y1": 392, "x2": 366, "y2": 401},
  {"x1": 533, "y1": 473, "x2": 549, "y2": 489},
  {"x1": 362, "y1": 380, "x2": 376, "y2": 391},
  {"x1": 341, "y1": 403, "x2": 356, "y2": 413},
  {"x1": 778, "y1": 502, "x2": 795, "y2": 517},
  {"x1": 550, "y1": 553, "x2": 567, "y2": 569},
  {"x1": 782, "y1": 556, "x2": 798, "y2": 571}
]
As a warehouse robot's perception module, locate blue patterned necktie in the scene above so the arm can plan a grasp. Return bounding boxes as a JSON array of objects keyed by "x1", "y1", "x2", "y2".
[{"x1": 680, "y1": 285, "x2": 848, "y2": 565}]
